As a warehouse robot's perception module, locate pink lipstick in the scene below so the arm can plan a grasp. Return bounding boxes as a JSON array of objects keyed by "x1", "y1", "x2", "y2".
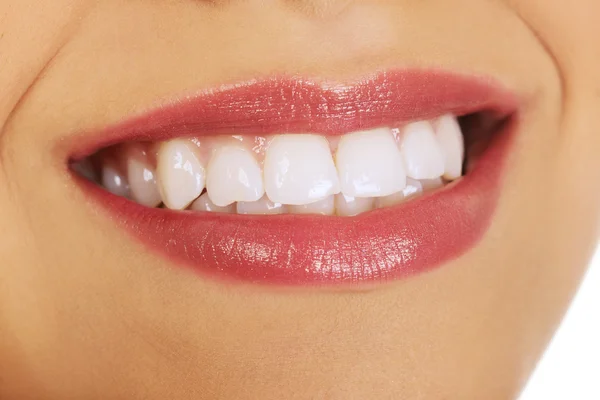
[{"x1": 67, "y1": 70, "x2": 519, "y2": 285}]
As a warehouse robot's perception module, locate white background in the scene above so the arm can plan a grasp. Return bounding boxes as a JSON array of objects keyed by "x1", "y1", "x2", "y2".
[{"x1": 519, "y1": 245, "x2": 600, "y2": 399}]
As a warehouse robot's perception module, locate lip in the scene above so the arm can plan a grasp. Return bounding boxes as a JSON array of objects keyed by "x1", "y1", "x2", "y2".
[{"x1": 68, "y1": 70, "x2": 519, "y2": 286}]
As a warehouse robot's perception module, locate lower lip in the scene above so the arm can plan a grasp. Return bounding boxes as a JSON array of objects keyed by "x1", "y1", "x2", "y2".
[{"x1": 81, "y1": 122, "x2": 513, "y2": 286}]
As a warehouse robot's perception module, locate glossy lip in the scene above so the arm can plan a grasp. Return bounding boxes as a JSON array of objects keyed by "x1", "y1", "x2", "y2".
[{"x1": 68, "y1": 70, "x2": 520, "y2": 286}]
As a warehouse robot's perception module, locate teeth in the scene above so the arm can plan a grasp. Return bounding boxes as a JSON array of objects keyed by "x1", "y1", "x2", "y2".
[
  {"x1": 336, "y1": 128, "x2": 407, "y2": 198},
  {"x1": 435, "y1": 115, "x2": 464, "y2": 180},
  {"x1": 375, "y1": 178, "x2": 423, "y2": 208},
  {"x1": 335, "y1": 194, "x2": 375, "y2": 216},
  {"x1": 403, "y1": 178, "x2": 424, "y2": 199},
  {"x1": 206, "y1": 145, "x2": 264, "y2": 207},
  {"x1": 264, "y1": 134, "x2": 340, "y2": 205},
  {"x1": 288, "y1": 196, "x2": 335, "y2": 216},
  {"x1": 157, "y1": 140, "x2": 206, "y2": 210},
  {"x1": 375, "y1": 192, "x2": 404, "y2": 209},
  {"x1": 237, "y1": 195, "x2": 286, "y2": 215},
  {"x1": 102, "y1": 164, "x2": 130, "y2": 198},
  {"x1": 96, "y1": 115, "x2": 466, "y2": 215},
  {"x1": 420, "y1": 177, "x2": 444, "y2": 192},
  {"x1": 400, "y1": 121, "x2": 445, "y2": 180},
  {"x1": 127, "y1": 156, "x2": 162, "y2": 208},
  {"x1": 190, "y1": 192, "x2": 236, "y2": 213}
]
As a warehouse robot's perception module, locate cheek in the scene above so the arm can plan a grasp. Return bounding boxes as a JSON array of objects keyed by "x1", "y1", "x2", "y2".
[
  {"x1": 506, "y1": 0, "x2": 600, "y2": 97},
  {"x1": 507, "y1": 0, "x2": 600, "y2": 238}
]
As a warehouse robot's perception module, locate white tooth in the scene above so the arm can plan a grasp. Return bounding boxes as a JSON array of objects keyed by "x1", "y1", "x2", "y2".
[
  {"x1": 264, "y1": 134, "x2": 340, "y2": 205},
  {"x1": 102, "y1": 164, "x2": 130, "y2": 198},
  {"x1": 157, "y1": 140, "x2": 205, "y2": 210},
  {"x1": 127, "y1": 158, "x2": 162, "y2": 207},
  {"x1": 335, "y1": 194, "x2": 375, "y2": 216},
  {"x1": 237, "y1": 195, "x2": 286, "y2": 215},
  {"x1": 190, "y1": 193, "x2": 236, "y2": 213},
  {"x1": 400, "y1": 121, "x2": 445, "y2": 180},
  {"x1": 435, "y1": 115, "x2": 464, "y2": 180},
  {"x1": 288, "y1": 196, "x2": 335, "y2": 216},
  {"x1": 375, "y1": 192, "x2": 404, "y2": 209},
  {"x1": 420, "y1": 177, "x2": 444, "y2": 192},
  {"x1": 402, "y1": 178, "x2": 424, "y2": 199},
  {"x1": 206, "y1": 146, "x2": 264, "y2": 207},
  {"x1": 375, "y1": 178, "x2": 423, "y2": 208},
  {"x1": 336, "y1": 128, "x2": 406, "y2": 198}
]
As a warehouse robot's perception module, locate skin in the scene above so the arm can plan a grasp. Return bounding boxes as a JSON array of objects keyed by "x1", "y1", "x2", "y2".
[{"x1": 1, "y1": 0, "x2": 599, "y2": 398}]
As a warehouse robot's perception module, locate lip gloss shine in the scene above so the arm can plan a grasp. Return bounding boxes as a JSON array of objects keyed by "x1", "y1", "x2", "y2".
[{"x1": 69, "y1": 70, "x2": 519, "y2": 285}]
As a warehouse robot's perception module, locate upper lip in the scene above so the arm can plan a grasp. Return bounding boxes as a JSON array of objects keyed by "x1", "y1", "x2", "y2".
[
  {"x1": 69, "y1": 69, "x2": 519, "y2": 286},
  {"x1": 66, "y1": 70, "x2": 517, "y2": 160}
]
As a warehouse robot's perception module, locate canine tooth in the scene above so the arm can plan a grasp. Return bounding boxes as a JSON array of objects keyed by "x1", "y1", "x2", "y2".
[
  {"x1": 206, "y1": 146, "x2": 264, "y2": 207},
  {"x1": 401, "y1": 121, "x2": 445, "y2": 180},
  {"x1": 336, "y1": 128, "x2": 406, "y2": 198},
  {"x1": 335, "y1": 194, "x2": 375, "y2": 216},
  {"x1": 289, "y1": 196, "x2": 335, "y2": 216},
  {"x1": 190, "y1": 193, "x2": 236, "y2": 213},
  {"x1": 102, "y1": 164, "x2": 130, "y2": 198},
  {"x1": 127, "y1": 157, "x2": 162, "y2": 207},
  {"x1": 420, "y1": 177, "x2": 444, "y2": 192},
  {"x1": 435, "y1": 115, "x2": 464, "y2": 180},
  {"x1": 264, "y1": 134, "x2": 340, "y2": 205},
  {"x1": 237, "y1": 195, "x2": 286, "y2": 215},
  {"x1": 157, "y1": 140, "x2": 205, "y2": 210}
]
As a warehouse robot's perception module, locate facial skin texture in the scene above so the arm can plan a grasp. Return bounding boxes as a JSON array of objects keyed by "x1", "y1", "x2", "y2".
[{"x1": 0, "y1": 0, "x2": 599, "y2": 399}]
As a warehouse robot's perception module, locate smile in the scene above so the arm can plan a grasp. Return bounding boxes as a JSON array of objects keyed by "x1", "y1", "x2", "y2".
[{"x1": 67, "y1": 70, "x2": 519, "y2": 285}]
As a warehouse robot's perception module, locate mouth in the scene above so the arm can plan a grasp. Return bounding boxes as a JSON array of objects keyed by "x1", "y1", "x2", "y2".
[{"x1": 66, "y1": 70, "x2": 519, "y2": 286}]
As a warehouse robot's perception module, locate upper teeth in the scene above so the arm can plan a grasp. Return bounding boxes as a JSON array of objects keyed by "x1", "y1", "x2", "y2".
[
  {"x1": 102, "y1": 162, "x2": 131, "y2": 199},
  {"x1": 435, "y1": 114, "x2": 464, "y2": 180},
  {"x1": 156, "y1": 139, "x2": 206, "y2": 210},
  {"x1": 336, "y1": 128, "x2": 407, "y2": 197},
  {"x1": 400, "y1": 120, "x2": 446, "y2": 180},
  {"x1": 264, "y1": 134, "x2": 341, "y2": 205},
  {"x1": 206, "y1": 145, "x2": 265, "y2": 207},
  {"x1": 99, "y1": 114, "x2": 465, "y2": 215},
  {"x1": 125, "y1": 144, "x2": 162, "y2": 208}
]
